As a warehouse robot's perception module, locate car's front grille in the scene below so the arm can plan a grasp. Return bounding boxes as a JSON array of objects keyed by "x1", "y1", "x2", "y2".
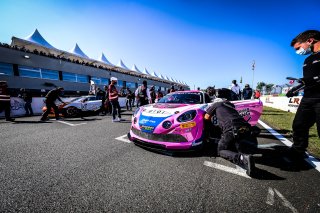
[{"x1": 131, "y1": 127, "x2": 188, "y2": 142}]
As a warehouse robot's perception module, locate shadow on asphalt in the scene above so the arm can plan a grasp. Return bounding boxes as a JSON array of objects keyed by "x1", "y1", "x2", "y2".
[
  {"x1": 251, "y1": 168, "x2": 286, "y2": 180},
  {"x1": 11, "y1": 121, "x2": 53, "y2": 124},
  {"x1": 63, "y1": 117, "x2": 102, "y2": 121},
  {"x1": 135, "y1": 142, "x2": 313, "y2": 180},
  {"x1": 255, "y1": 146, "x2": 313, "y2": 173}
]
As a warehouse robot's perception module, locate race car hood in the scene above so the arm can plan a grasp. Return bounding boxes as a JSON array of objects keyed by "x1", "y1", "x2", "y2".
[
  {"x1": 142, "y1": 103, "x2": 201, "y2": 116},
  {"x1": 137, "y1": 103, "x2": 204, "y2": 133}
]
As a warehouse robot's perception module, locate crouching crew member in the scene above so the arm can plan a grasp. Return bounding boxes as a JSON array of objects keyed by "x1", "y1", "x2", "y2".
[
  {"x1": 204, "y1": 98, "x2": 257, "y2": 176},
  {"x1": 40, "y1": 87, "x2": 65, "y2": 121}
]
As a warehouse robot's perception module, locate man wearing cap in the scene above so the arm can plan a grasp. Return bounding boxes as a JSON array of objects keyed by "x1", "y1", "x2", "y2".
[
  {"x1": 0, "y1": 81, "x2": 15, "y2": 121},
  {"x1": 109, "y1": 77, "x2": 122, "y2": 122},
  {"x1": 40, "y1": 87, "x2": 65, "y2": 121},
  {"x1": 242, "y1": 84, "x2": 253, "y2": 100}
]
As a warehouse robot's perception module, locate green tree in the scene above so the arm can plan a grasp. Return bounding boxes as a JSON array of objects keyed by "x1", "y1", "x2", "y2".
[
  {"x1": 256, "y1": 82, "x2": 266, "y2": 90},
  {"x1": 266, "y1": 84, "x2": 274, "y2": 94}
]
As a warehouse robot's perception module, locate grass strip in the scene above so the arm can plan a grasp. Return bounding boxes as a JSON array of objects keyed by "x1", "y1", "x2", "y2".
[{"x1": 260, "y1": 106, "x2": 319, "y2": 158}]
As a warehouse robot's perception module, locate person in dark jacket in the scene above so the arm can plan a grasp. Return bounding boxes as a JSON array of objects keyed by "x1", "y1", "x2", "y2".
[
  {"x1": 126, "y1": 88, "x2": 134, "y2": 111},
  {"x1": 0, "y1": 81, "x2": 14, "y2": 121},
  {"x1": 149, "y1": 86, "x2": 156, "y2": 104},
  {"x1": 204, "y1": 98, "x2": 257, "y2": 176},
  {"x1": 19, "y1": 88, "x2": 33, "y2": 116},
  {"x1": 96, "y1": 87, "x2": 106, "y2": 115},
  {"x1": 242, "y1": 84, "x2": 253, "y2": 100},
  {"x1": 40, "y1": 87, "x2": 65, "y2": 121},
  {"x1": 287, "y1": 29, "x2": 320, "y2": 160}
]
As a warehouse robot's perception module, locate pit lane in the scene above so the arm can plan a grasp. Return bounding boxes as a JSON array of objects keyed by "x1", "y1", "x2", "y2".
[{"x1": 1, "y1": 112, "x2": 320, "y2": 212}]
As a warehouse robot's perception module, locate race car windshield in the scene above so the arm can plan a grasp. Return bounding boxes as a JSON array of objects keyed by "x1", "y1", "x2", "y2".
[
  {"x1": 70, "y1": 97, "x2": 83, "y2": 102},
  {"x1": 158, "y1": 93, "x2": 201, "y2": 104}
]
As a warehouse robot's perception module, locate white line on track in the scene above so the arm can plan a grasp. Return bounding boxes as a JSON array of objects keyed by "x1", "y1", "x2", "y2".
[
  {"x1": 257, "y1": 143, "x2": 280, "y2": 148},
  {"x1": 258, "y1": 119, "x2": 320, "y2": 173},
  {"x1": 203, "y1": 161, "x2": 251, "y2": 179},
  {"x1": 115, "y1": 134, "x2": 131, "y2": 143},
  {"x1": 266, "y1": 187, "x2": 298, "y2": 213},
  {"x1": 56, "y1": 120, "x2": 87, "y2": 126}
]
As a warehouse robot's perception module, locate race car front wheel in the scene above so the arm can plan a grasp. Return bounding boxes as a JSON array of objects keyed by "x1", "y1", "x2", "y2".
[{"x1": 64, "y1": 106, "x2": 80, "y2": 117}]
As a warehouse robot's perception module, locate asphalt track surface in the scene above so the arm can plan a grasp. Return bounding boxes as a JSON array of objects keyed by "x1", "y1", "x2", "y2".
[{"x1": 1, "y1": 111, "x2": 320, "y2": 212}]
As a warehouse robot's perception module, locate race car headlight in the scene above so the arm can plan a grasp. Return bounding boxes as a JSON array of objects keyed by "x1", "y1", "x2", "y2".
[
  {"x1": 162, "y1": 121, "x2": 172, "y2": 129},
  {"x1": 177, "y1": 110, "x2": 197, "y2": 122},
  {"x1": 133, "y1": 107, "x2": 140, "y2": 116}
]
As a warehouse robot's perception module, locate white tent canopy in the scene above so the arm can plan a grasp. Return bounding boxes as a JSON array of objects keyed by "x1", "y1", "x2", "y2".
[
  {"x1": 117, "y1": 59, "x2": 129, "y2": 70},
  {"x1": 159, "y1": 74, "x2": 165, "y2": 79},
  {"x1": 132, "y1": 64, "x2": 142, "y2": 73},
  {"x1": 143, "y1": 68, "x2": 151, "y2": 75},
  {"x1": 98, "y1": 53, "x2": 113, "y2": 65},
  {"x1": 69, "y1": 43, "x2": 89, "y2": 58},
  {"x1": 151, "y1": 71, "x2": 159, "y2": 78},
  {"x1": 24, "y1": 29, "x2": 55, "y2": 49},
  {"x1": 165, "y1": 76, "x2": 170, "y2": 81}
]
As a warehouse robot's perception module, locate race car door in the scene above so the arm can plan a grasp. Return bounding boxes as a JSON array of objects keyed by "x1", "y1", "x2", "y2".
[{"x1": 83, "y1": 96, "x2": 102, "y2": 111}]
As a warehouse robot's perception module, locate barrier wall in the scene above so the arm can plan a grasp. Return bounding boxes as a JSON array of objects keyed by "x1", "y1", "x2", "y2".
[
  {"x1": 0, "y1": 97, "x2": 128, "y2": 118},
  {"x1": 260, "y1": 96, "x2": 302, "y2": 113}
]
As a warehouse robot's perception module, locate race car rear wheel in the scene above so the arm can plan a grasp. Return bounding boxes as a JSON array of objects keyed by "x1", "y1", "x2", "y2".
[{"x1": 64, "y1": 106, "x2": 80, "y2": 117}]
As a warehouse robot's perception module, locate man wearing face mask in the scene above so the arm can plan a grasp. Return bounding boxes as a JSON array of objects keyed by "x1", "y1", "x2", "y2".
[{"x1": 287, "y1": 30, "x2": 320, "y2": 160}]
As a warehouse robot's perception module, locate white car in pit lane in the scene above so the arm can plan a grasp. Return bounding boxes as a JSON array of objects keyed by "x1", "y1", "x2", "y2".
[{"x1": 42, "y1": 96, "x2": 102, "y2": 117}]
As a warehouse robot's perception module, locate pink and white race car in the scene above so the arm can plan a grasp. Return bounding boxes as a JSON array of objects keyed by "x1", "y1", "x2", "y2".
[{"x1": 128, "y1": 90, "x2": 263, "y2": 151}]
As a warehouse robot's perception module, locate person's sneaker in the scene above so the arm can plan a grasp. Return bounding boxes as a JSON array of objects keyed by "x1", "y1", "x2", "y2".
[
  {"x1": 238, "y1": 154, "x2": 255, "y2": 177},
  {"x1": 112, "y1": 118, "x2": 121, "y2": 122},
  {"x1": 40, "y1": 117, "x2": 47, "y2": 121},
  {"x1": 6, "y1": 118, "x2": 15, "y2": 122},
  {"x1": 287, "y1": 147, "x2": 308, "y2": 161}
]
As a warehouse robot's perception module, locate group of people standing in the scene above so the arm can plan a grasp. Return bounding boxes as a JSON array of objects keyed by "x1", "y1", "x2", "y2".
[
  {"x1": 230, "y1": 80, "x2": 260, "y2": 100},
  {"x1": 95, "y1": 78, "x2": 169, "y2": 122}
]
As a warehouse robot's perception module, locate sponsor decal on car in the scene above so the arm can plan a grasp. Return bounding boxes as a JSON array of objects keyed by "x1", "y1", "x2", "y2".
[
  {"x1": 180, "y1": 121, "x2": 196, "y2": 129},
  {"x1": 140, "y1": 125, "x2": 155, "y2": 133}
]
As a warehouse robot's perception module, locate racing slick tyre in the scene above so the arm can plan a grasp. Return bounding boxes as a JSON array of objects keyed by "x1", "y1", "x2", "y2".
[{"x1": 64, "y1": 106, "x2": 80, "y2": 117}]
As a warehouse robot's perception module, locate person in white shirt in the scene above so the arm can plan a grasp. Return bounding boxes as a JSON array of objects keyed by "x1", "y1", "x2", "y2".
[
  {"x1": 135, "y1": 80, "x2": 152, "y2": 106},
  {"x1": 230, "y1": 80, "x2": 241, "y2": 100}
]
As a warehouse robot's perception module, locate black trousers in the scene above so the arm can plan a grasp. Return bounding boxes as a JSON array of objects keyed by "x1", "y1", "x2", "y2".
[
  {"x1": 42, "y1": 101, "x2": 59, "y2": 119},
  {"x1": 126, "y1": 98, "x2": 133, "y2": 110},
  {"x1": 218, "y1": 130, "x2": 257, "y2": 163},
  {"x1": 292, "y1": 98, "x2": 320, "y2": 151},
  {"x1": 139, "y1": 99, "x2": 149, "y2": 106},
  {"x1": 0, "y1": 101, "x2": 12, "y2": 120},
  {"x1": 24, "y1": 101, "x2": 33, "y2": 115},
  {"x1": 218, "y1": 131, "x2": 240, "y2": 163},
  {"x1": 110, "y1": 100, "x2": 121, "y2": 119}
]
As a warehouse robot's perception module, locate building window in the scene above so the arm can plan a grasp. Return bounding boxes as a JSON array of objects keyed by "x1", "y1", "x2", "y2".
[
  {"x1": 126, "y1": 82, "x2": 136, "y2": 88},
  {"x1": 19, "y1": 66, "x2": 41, "y2": 78},
  {"x1": 62, "y1": 72, "x2": 89, "y2": 83},
  {"x1": 77, "y1": 74, "x2": 89, "y2": 83},
  {"x1": 101, "y1": 78, "x2": 109, "y2": 85},
  {"x1": 41, "y1": 69, "x2": 59, "y2": 80},
  {"x1": 0, "y1": 63, "x2": 13, "y2": 76},
  {"x1": 19, "y1": 65, "x2": 59, "y2": 80},
  {"x1": 91, "y1": 77, "x2": 109, "y2": 85},
  {"x1": 117, "y1": 80, "x2": 124, "y2": 87},
  {"x1": 62, "y1": 72, "x2": 77, "y2": 82}
]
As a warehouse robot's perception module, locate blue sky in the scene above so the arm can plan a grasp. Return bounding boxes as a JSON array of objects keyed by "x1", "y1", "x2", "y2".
[{"x1": 0, "y1": 0, "x2": 319, "y2": 89}]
